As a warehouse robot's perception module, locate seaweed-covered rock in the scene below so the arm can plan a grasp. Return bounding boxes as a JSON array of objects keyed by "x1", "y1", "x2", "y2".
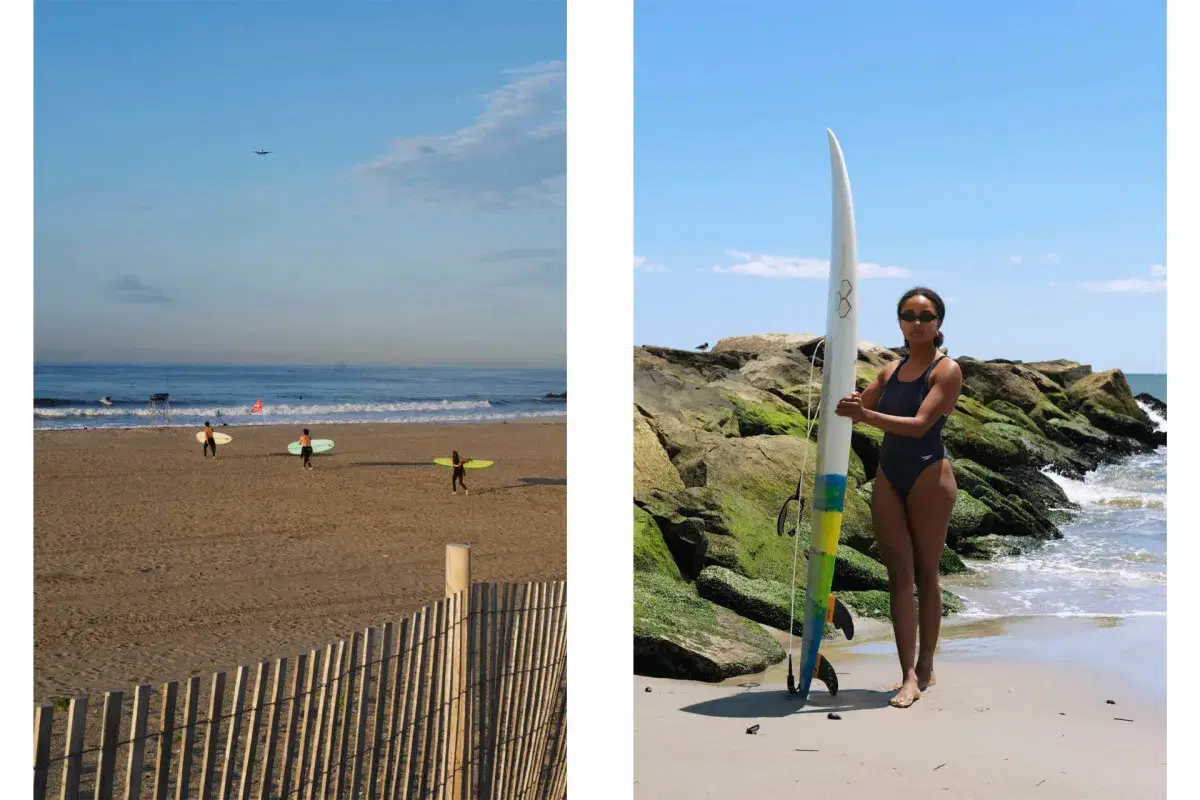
[
  {"x1": 957, "y1": 535, "x2": 1045, "y2": 560},
  {"x1": 947, "y1": 490, "x2": 996, "y2": 543},
  {"x1": 851, "y1": 423, "x2": 885, "y2": 481},
  {"x1": 634, "y1": 490, "x2": 713, "y2": 579},
  {"x1": 942, "y1": 413, "x2": 1030, "y2": 471},
  {"x1": 949, "y1": 460, "x2": 1062, "y2": 540},
  {"x1": 1067, "y1": 370, "x2": 1158, "y2": 445},
  {"x1": 711, "y1": 333, "x2": 821, "y2": 357},
  {"x1": 634, "y1": 571, "x2": 785, "y2": 681},
  {"x1": 634, "y1": 506, "x2": 682, "y2": 580},
  {"x1": 957, "y1": 358, "x2": 1064, "y2": 412},
  {"x1": 985, "y1": 398, "x2": 1041, "y2": 435},
  {"x1": 832, "y1": 545, "x2": 890, "y2": 591},
  {"x1": 695, "y1": 566, "x2": 827, "y2": 638},
  {"x1": 836, "y1": 587, "x2": 964, "y2": 619},
  {"x1": 940, "y1": 547, "x2": 969, "y2": 575},
  {"x1": 726, "y1": 394, "x2": 811, "y2": 437}
]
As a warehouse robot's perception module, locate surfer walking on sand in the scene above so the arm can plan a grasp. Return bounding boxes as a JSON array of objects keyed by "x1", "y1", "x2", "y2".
[
  {"x1": 451, "y1": 450, "x2": 470, "y2": 495},
  {"x1": 202, "y1": 421, "x2": 218, "y2": 459},
  {"x1": 835, "y1": 287, "x2": 962, "y2": 709},
  {"x1": 299, "y1": 429, "x2": 314, "y2": 471}
]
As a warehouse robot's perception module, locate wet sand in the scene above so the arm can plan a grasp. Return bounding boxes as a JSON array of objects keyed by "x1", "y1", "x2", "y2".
[{"x1": 34, "y1": 421, "x2": 565, "y2": 701}]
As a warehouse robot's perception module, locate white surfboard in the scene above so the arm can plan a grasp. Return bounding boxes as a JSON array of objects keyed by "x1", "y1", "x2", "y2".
[{"x1": 196, "y1": 431, "x2": 233, "y2": 445}]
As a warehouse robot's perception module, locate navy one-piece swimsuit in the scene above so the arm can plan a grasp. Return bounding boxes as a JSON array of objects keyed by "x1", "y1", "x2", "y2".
[{"x1": 876, "y1": 355, "x2": 948, "y2": 500}]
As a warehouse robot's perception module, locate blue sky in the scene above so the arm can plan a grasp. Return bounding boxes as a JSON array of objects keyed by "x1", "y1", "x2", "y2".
[
  {"x1": 35, "y1": 1, "x2": 564, "y2": 366},
  {"x1": 634, "y1": 0, "x2": 1166, "y2": 373}
]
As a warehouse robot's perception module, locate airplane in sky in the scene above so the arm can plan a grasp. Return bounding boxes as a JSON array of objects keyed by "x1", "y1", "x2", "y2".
[{"x1": 253, "y1": 149, "x2": 272, "y2": 156}]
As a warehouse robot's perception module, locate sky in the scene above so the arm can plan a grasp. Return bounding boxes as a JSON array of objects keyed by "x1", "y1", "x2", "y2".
[
  {"x1": 634, "y1": 0, "x2": 1166, "y2": 373},
  {"x1": 34, "y1": 1, "x2": 565, "y2": 366}
]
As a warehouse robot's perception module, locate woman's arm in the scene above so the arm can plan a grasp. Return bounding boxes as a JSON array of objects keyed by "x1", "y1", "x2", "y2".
[{"x1": 837, "y1": 359, "x2": 962, "y2": 438}]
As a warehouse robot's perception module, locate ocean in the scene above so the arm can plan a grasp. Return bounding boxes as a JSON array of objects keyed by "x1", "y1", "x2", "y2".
[
  {"x1": 33, "y1": 364, "x2": 566, "y2": 430},
  {"x1": 944, "y1": 372, "x2": 1166, "y2": 622}
]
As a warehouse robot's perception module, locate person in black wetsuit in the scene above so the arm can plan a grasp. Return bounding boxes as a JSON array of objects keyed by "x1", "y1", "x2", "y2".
[
  {"x1": 834, "y1": 287, "x2": 962, "y2": 708},
  {"x1": 451, "y1": 450, "x2": 470, "y2": 495}
]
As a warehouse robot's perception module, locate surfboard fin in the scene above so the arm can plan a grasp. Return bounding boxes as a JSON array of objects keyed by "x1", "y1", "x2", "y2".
[
  {"x1": 814, "y1": 653, "x2": 839, "y2": 697},
  {"x1": 826, "y1": 593, "x2": 855, "y2": 641},
  {"x1": 775, "y1": 493, "x2": 806, "y2": 537}
]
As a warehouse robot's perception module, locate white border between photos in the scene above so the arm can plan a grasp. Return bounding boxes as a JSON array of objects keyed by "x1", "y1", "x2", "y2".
[
  {"x1": 1167, "y1": 0, "x2": 1197, "y2": 794},
  {"x1": 567, "y1": 0, "x2": 634, "y2": 797},
  {"x1": 1, "y1": 0, "x2": 33, "y2": 794}
]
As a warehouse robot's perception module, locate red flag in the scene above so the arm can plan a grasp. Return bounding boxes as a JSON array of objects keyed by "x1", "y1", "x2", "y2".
[{"x1": 251, "y1": 399, "x2": 263, "y2": 414}]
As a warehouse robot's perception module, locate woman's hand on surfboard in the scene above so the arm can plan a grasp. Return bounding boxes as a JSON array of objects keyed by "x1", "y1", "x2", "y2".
[{"x1": 835, "y1": 393, "x2": 867, "y2": 422}]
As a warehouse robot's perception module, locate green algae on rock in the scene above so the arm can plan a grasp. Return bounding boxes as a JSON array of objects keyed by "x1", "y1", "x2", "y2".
[{"x1": 634, "y1": 571, "x2": 785, "y2": 681}]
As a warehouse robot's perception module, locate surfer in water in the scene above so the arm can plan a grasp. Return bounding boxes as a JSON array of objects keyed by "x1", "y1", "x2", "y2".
[
  {"x1": 299, "y1": 429, "x2": 313, "y2": 471},
  {"x1": 203, "y1": 421, "x2": 218, "y2": 459},
  {"x1": 835, "y1": 287, "x2": 962, "y2": 708},
  {"x1": 451, "y1": 450, "x2": 470, "y2": 495}
]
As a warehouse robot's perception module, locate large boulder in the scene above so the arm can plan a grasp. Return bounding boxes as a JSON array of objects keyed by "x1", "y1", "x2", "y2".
[
  {"x1": 711, "y1": 333, "x2": 821, "y2": 356},
  {"x1": 1024, "y1": 359, "x2": 1092, "y2": 388},
  {"x1": 634, "y1": 348, "x2": 740, "y2": 456},
  {"x1": 634, "y1": 571, "x2": 785, "y2": 681},
  {"x1": 1067, "y1": 370, "x2": 1158, "y2": 445},
  {"x1": 634, "y1": 489, "x2": 713, "y2": 579},
  {"x1": 957, "y1": 358, "x2": 1066, "y2": 413},
  {"x1": 950, "y1": 460, "x2": 1064, "y2": 540},
  {"x1": 634, "y1": 408, "x2": 685, "y2": 495}
]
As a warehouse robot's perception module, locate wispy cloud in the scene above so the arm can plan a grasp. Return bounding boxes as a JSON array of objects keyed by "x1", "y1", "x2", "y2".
[
  {"x1": 634, "y1": 255, "x2": 671, "y2": 273},
  {"x1": 353, "y1": 61, "x2": 565, "y2": 212},
  {"x1": 483, "y1": 248, "x2": 564, "y2": 262},
  {"x1": 110, "y1": 275, "x2": 170, "y2": 304},
  {"x1": 1010, "y1": 253, "x2": 1058, "y2": 265},
  {"x1": 711, "y1": 249, "x2": 911, "y2": 279},
  {"x1": 1009, "y1": 255, "x2": 1024, "y2": 264},
  {"x1": 1075, "y1": 264, "x2": 1167, "y2": 294},
  {"x1": 485, "y1": 247, "x2": 564, "y2": 286}
]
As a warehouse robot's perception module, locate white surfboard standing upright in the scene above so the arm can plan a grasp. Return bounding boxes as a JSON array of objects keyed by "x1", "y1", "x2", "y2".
[{"x1": 793, "y1": 129, "x2": 861, "y2": 700}]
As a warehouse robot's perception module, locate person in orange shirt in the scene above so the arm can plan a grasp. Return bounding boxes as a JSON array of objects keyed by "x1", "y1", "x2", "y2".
[
  {"x1": 203, "y1": 421, "x2": 218, "y2": 459},
  {"x1": 299, "y1": 428, "x2": 313, "y2": 470}
]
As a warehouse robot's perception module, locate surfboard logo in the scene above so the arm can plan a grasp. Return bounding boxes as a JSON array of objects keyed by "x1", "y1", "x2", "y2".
[{"x1": 837, "y1": 279, "x2": 853, "y2": 319}]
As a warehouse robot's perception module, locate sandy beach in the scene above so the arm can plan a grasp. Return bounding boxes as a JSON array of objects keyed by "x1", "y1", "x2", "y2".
[
  {"x1": 34, "y1": 420, "x2": 565, "y2": 702},
  {"x1": 634, "y1": 620, "x2": 1166, "y2": 799}
]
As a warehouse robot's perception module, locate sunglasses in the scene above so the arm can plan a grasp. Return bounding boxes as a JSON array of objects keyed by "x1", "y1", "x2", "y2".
[{"x1": 899, "y1": 310, "x2": 939, "y2": 323}]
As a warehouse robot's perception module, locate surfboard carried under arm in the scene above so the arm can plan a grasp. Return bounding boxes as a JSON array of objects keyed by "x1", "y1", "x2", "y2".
[{"x1": 789, "y1": 130, "x2": 861, "y2": 700}]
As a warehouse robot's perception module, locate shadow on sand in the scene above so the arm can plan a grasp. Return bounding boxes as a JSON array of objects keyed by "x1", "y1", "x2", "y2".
[
  {"x1": 680, "y1": 686, "x2": 894, "y2": 719},
  {"x1": 475, "y1": 477, "x2": 567, "y2": 494},
  {"x1": 350, "y1": 461, "x2": 436, "y2": 468}
]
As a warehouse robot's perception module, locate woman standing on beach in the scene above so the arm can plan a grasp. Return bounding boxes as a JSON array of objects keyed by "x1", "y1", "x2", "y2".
[
  {"x1": 834, "y1": 287, "x2": 962, "y2": 708},
  {"x1": 451, "y1": 450, "x2": 470, "y2": 495}
]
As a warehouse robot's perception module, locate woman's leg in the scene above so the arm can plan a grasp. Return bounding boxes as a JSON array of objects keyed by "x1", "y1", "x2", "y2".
[
  {"x1": 905, "y1": 459, "x2": 958, "y2": 690},
  {"x1": 872, "y1": 470, "x2": 920, "y2": 707}
]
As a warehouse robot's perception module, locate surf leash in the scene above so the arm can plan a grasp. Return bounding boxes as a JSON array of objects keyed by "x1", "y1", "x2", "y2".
[{"x1": 777, "y1": 338, "x2": 825, "y2": 695}]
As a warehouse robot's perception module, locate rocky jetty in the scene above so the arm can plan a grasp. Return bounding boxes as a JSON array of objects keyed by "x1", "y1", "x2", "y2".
[{"x1": 633, "y1": 336, "x2": 1165, "y2": 681}]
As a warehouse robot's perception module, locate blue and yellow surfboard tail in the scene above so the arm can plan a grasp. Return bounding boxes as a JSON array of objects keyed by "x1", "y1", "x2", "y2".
[{"x1": 796, "y1": 473, "x2": 848, "y2": 698}]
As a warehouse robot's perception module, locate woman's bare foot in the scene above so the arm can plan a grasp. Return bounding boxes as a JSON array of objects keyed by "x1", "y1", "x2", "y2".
[
  {"x1": 889, "y1": 675, "x2": 921, "y2": 708},
  {"x1": 894, "y1": 663, "x2": 937, "y2": 692}
]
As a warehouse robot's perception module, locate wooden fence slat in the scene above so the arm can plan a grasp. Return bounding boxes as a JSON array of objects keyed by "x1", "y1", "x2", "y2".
[
  {"x1": 433, "y1": 593, "x2": 458, "y2": 800},
  {"x1": 516, "y1": 584, "x2": 550, "y2": 799},
  {"x1": 94, "y1": 690, "x2": 125, "y2": 800},
  {"x1": 524, "y1": 582, "x2": 567, "y2": 796},
  {"x1": 507, "y1": 583, "x2": 544, "y2": 800},
  {"x1": 492, "y1": 584, "x2": 529, "y2": 800},
  {"x1": 366, "y1": 622, "x2": 394, "y2": 800},
  {"x1": 464, "y1": 583, "x2": 483, "y2": 799},
  {"x1": 316, "y1": 639, "x2": 346, "y2": 800},
  {"x1": 59, "y1": 696, "x2": 88, "y2": 800},
  {"x1": 254, "y1": 658, "x2": 288, "y2": 800},
  {"x1": 304, "y1": 643, "x2": 336, "y2": 800},
  {"x1": 513, "y1": 584, "x2": 550, "y2": 797},
  {"x1": 218, "y1": 665, "x2": 250, "y2": 800},
  {"x1": 481, "y1": 582, "x2": 508, "y2": 800},
  {"x1": 153, "y1": 681, "x2": 179, "y2": 800},
  {"x1": 236, "y1": 661, "x2": 269, "y2": 800},
  {"x1": 349, "y1": 626, "x2": 376, "y2": 800},
  {"x1": 395, "y1": 608, "x2": 429, "y2": 800},
  {"x1": 34, "y1": 704, "x2": 53, "y2": 800},
  {"x1": 198, "y1": 671, "x2": 227, "y2": 800},
  {"x1": 330, "y1": 632, "x2": 360, "y2": 800},
  {"x1": 175, "y1": 676, "x2": 201, "y2": 800},
  {"x1": 379, "y1": 618, "x2": 409, "y2": 800},
  {"x1": 415, "y1": 601, "x2": 444, "y2": 800},
  {"x1": 452, "y1": 588, "x2": 470, "y2": 800},
  {"x1": 123, "y1": 684, "x2": 152, "y2": 800},
  {"x1": 405, "y1": 603, "x2": 440, "y2": 800},
  {"x1": 289, "y1": 650, "x2": 319, "y2": 800}
]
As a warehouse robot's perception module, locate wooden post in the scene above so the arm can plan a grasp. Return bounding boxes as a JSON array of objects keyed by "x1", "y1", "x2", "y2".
[{"x1": 445, "y1": 544, "x2": 471, "y2": 799}]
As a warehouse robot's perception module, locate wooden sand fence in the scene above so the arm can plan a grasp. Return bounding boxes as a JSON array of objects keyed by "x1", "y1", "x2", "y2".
[{"x1": 34, "y1": 545, "x2": 567, "y2": 800}]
